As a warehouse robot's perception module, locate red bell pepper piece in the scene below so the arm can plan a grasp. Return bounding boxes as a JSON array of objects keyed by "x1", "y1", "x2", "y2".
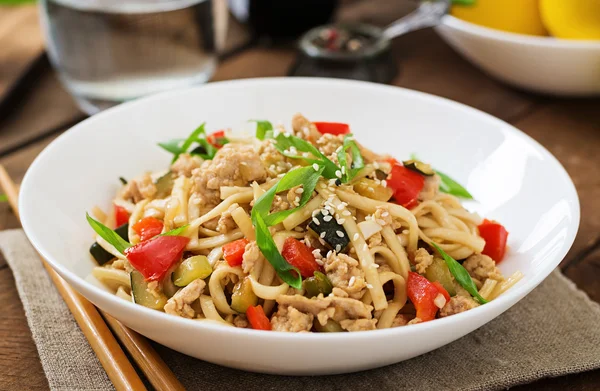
[
  {"x1": 206, "y1": 130, "x2": 228, "y2": 149},
  {"x1": 478, "y1": 219, "x2": 509, "y2": 263},
  {"x1": 246, "y1": 305, "x2": 271, "y2": 331},
  {"x1": 432, "y1": 281, "x2": 451, "y2": 303},
  {"x1": 125, "y1": 235, "x2": 190, "y2": 281},
  {"x1": 223, "y1": 238, "x2": 249, "y2": 266},
  {"x1": 132, "y1": 217, "x2": 164, "y2": 242},
  {"x1": 313, "y1": 122, "x2": 350, "y2": 136},
  {"x1": 114, "y1": 205, "x2": 129, "y2": 227},
  {"x1": 281, "y1": 237, "x2": 321, "y2": 278},
  {"x1": 386, "y1": 163, "x2": 425, "y2": 208},
  {"x1": 407, "y1": 271, "x2": 443, "y2": 322}
]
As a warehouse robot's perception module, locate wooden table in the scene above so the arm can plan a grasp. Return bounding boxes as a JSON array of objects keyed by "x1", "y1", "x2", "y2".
[{"x1": 1, "y1": 3, "x2": 599, "y2": 390}]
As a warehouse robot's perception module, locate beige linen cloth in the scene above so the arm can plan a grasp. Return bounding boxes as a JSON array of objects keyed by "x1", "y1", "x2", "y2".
[{"x1": 1, "y1": 229, "x2": 600, "y2": 391}]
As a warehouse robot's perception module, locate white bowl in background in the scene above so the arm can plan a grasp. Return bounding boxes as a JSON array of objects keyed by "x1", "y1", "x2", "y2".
[
  {"x1": 19, "y1": 78, "x2": 579, "y2": 375},
  {"x1": 436, "y1": 15, "x2": 600, "y2": 96}
]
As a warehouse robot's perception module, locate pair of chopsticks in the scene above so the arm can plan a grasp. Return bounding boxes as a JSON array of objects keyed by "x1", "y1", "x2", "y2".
[{"x1": 0, "y1": 165, "x2": 185, "y2": 391}]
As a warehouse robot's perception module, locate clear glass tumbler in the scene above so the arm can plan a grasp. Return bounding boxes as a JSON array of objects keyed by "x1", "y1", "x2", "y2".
[{"x1": 39, "y1": 0, "x2": 228, "y2": 114}]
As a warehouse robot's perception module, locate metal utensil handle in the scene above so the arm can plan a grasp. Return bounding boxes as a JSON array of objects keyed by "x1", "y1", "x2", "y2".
[{"x1": 382, "y1": 0, "x2": 450, "y2": 40}]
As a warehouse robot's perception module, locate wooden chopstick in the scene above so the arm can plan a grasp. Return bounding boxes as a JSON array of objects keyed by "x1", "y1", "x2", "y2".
[{"x1": 0, "y1": 165, "x2": 185, "y2": 391}]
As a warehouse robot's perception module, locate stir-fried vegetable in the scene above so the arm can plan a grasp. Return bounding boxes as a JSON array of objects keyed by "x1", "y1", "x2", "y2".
[
  {"x1": 273, "y1": 133, "x2": 339, "y2": 179},
  {"x1": 478, "y1": 219, "x2": 509, "y2": 263},
  {"x1": 353, "y1": 178, "x2": 393, "y2": 202},
  {"x1": 281, "y1": 237, "x2": 321, "y2": 278},
  {"x1": 87, "y1": 213, "x2": 131, "y2": 254},
  {"x1": 403, "y1": 159, "x2": 435, "y2": 176},
  {"x1": 154, "y1": 171, "x2": 174, "y2": 198},
  {"x1": 132, "y1": 217, "x2": 163, "y2": 242},
  {"x1": 308, "y1": 212, "x2": 350, "y2": 253},
  {"x1": 407, "y1": 271, "x2": 444, "y2": 322},
  {"x1": 158, "y1": 122, "x2": 218, "y2": 161},
  {"x1": 206, "y1": 130, "x2": 229, "y2": 149},
  {"x1": 172, "y1": 255, "x2": 212, "y2": 287},
  {"x1": 314, "y1": 319, "x2": 345, "y2": 332},
  {"x1": 431, "y1": 243, "x2": 488, "y2": 304},
  {"x1": 246, "y1": 305, "x2": 271, "y2": 331},
  {"x1": 114, "y1": 205, "x2": 129, "y2": 227},
  {"x1": 89, "y1": 223, "x2": 129, "y2": 265},
  {"x1": 222, "y1": 238, "x2": 249, "y2": 267},
  {"x1": 304, "y1": 271, "x2": 333, "y2": 298},
  {"x1": 131, "y1": 270, "x2": 168, "y2": 309},
  {"x1": 125, "y1": 236, "x2": 189, "y2": 281},
  {"x1": 386, "y1": 161, "x2": 425, "y2": 208},
  {"x1": 231, "y1": 277, "x2": 258, "y2": 313},
  {"x1": 410, "y1": 154, "x2": 473, "y2": 199},
  {"x1": 250, "y1": 120, "x2": 273, "y2": 140},
  {"x1": 313, "y1": 122, "x2": 350, "y2": 136},
  {"x1": 337, "y1": 134, "x2": 365, "y2": 183},
  {"x1": 424, "y1": 257, "x2": 456, "y2": 296}
]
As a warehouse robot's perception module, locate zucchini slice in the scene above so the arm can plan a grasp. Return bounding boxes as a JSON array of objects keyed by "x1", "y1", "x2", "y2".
[
  {"x1": 155, "y1": 171, "x2": 174, "y2": 198},
  {"x1": 353, "y1": 178, "x2": 393, "y2": 202},
  {"x1": 89, "y1": 223, "x2": 129, "y2": 265},
  {"x1": 172, "y1": 255, "x2": 212, "y2": 287},
  {"x1": 130, "y1": 271, "x2": 168, "y2": 310},
  {"x1": 230, "y1": 277, "x2": 258, "y2": 313},
  {"x1": 403, "y1": 160, "x2": 435, "y2": 176},
  {"x1": 424, "y1": 257, "x2": 456, "y2": 296},
  {"x1": 308, "y1": 212, "x2": 350, "y2": 253},
  {"x1": 304, "y1": 271, "x2": 333, "y2": 298},
  {"x1": 314, "y1": 319, "x2": 345, "y2": 332}
]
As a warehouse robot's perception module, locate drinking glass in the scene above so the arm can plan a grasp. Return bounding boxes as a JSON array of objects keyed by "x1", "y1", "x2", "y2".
[{"x1": 39, "y1": 0, "x2": 228, "y2": 114}]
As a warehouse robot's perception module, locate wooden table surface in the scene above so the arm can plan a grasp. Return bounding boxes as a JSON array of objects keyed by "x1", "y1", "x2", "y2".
[{"x1": 1, "y1": 3, "x2": 599, "y2": 390}]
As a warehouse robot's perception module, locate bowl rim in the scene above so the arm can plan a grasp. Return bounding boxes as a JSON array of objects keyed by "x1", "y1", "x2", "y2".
[
  {"x1": 19, "y1": 77, "x2": 580, "y2": 341},
  {"x1": 441, "y1": 14, "x2": 600, "y2": 49}
]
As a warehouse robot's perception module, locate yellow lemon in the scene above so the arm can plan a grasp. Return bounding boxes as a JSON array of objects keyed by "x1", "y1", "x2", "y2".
[
  {"x1": 451, "y1": 0, "x2": 548, "y2": 36},
  {"x1": 540, "y1": 0, "x2": 600, "y2": 40}
]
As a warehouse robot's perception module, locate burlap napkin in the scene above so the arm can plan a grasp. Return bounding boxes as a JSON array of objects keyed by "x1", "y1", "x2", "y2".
[{"x1": 1, "y1": 229, "x2": 599, "y2": 391}]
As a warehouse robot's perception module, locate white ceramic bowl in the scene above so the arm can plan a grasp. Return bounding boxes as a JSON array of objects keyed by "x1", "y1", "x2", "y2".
[
  {"x1": 436, "y1": 15, "x2": 600, "y2": 96},
  {"x1": 19, "y1": 78, "x2": 579, "y2": 375}
]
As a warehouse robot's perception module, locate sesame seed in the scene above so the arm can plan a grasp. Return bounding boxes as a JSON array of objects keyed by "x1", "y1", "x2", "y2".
[
  {"x1": 312, "y1": 209, "x2": 320, "y2": 217},
  {"x1": 376, "y1": 219, "x2": 387, "y2": 226},
  {"x1": 320, "y1": 232, "x2": 326, "y2": 238},
  {"x1": 335, "y1": 244, "x2": 341, "y2": 252},
  {"x1": 381, "y1": 211, "x2": 389, "y2": 217},
  {"x1": 363, "y1": 244, "x2": 368, "y2": 251},
  {"x1": 342, "y1": 210, "x2": 352, "y2": 216},
  {"x1": 353, "y1": 233, "x2": 359, "y2": 241},
  {"x1": 349, "y1": 276, "x2": 356, "y2": 287},
  {"x1": 313, "y1": 163, "x2": 319, "y2": 171},
  {"x1": 294, "y1": 196, "x2": 300, "y2": 203},
  {"x1": 373, "y1": 162, "x2": 380, "y2": 169},
  {"x1": 295, "y1": 188, "x2": 304, "y2": 194},
  {"x1": 368, "y1": 187, "x2": 375, "y2": 193},
  {"x1": 341, "y1": 166, "x2": 346, "y2": 174},
  {"x1": 337, "y1": 204, "x2": 344, "y2": 210},
  {"x1": 323, "y1": 215, "x2": 333, "y2": 222},
  {"x1": 284, "y1": 132, "x2": 291, "y2": 138},
  {"x1": 337, "y1": 218, "x2": 346, "y2": 224},
  {"x1": 320, "y1": 183, "x2": 327, "y2": 189},
  {"x1": 289, "y1": 146, "x2": 297, "y2": 154},
  {"x1": 313, "y1": 217, "x2": 320, "y2": 225},
  {"x1": 326, "y1": 250, "x2": 332, "y2": 258},
  {"x1": 312, "y1": 249, "x2": 322, "y2": 258},
  {"x1": 370, "y1": 263, "x2": 379, "y2": 269},
  {"x1": 322, "y1": 209, "x2": 329, "y2": 216},
  {"x1": 315, "y1": 258, "x2": 324, "y2": 266},
  {"x1": 366, "y1": 283, "x2": 374, "y2": 289},
  {"x1": 381, "y1": 180, "x2": 387, "y2": 187},
  {"x1": 336, "y1": 230, "x2": 344, "y2": 237},
  {"x1": 328, "y1": 179, "x2": 337, "y2": 186},
  {"x1": 335, "y1": 170, "x2": 342, "y2": 178},
  {"x1": 302, "y1": 152, "x2": 310, "y2": 157}
]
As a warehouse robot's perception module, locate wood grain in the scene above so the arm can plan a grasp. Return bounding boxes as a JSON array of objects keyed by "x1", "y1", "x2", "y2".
[{"x1": 0, "y1": 5, "x2": 44, "y2": 101}]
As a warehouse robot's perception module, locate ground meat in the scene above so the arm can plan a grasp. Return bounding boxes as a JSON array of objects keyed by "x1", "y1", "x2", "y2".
[
  {"x1": 463, "y1": 254, "x2": 503, "y2": 289},
  {"x1": 171, "y1": 154, "x2": 202, "y2": 177},
  {"x1": 368, "y1": 232, "x2": 383, "y2": 247},
  {"x1": 164, "y1": 279, "x2": 206, "y2": 319},
  {"x1": 418, "y1": 174, "x2": 441, "y2": 202},
  {"x1": 276, "y1": 294, "x2": 373, "y2": 327},
  {"x1": 286, "y1": 186, "x2": 303, "y2": 207},
  {"x1": 120, "y1": 173, "x2": 157, "y2": 203},
  {"x1": 233, "y1": 315, "x2": 249, "y2": 328},
  {"x1": 258, "y1": 139, "x2": 292, "y2": 178},
  {"x1": 242, "y1": 241, "x2": 264, "y2": 274},
  {"x1": 291, "y1": 113, "x2": 321, "y2": 143},
  {"x1": 340, "y1": 319, "x2": 377, "y2": 332},
  {"x1": 408, "y1": 317, "x2": 422, "y2": 325},
  {"x1": 271, "y1": 305, "x2": 314, "y2": 332},
  {"x1": 271, "y1": 195, "x2": 290, "y2": 213},
  {"x1": 439, "y1": 296, "x2": 479, "y2": 317},
  {"x1": 315, "y1": 133, "x2": 344, "y2": 162},
  {"x1": 193, "y1": 144, "x2": 267, "y2": 214},
  {"x1": 216, "y1": 204, "x2": 237, "y2": 233},
  {"x1": 323, "y1": 252, "x2": 367, "y2": 299},
  {"x1": 146, "y1": 281, "x2": 162, "y2": 299},
  {"x1": 391, "y1": 313, "x2": 413, "y2": 327},
  {"x1": 373, "y1": 206, "x2": 393, "y2": 226},
  {"x1": 413, "y1": 248, "x2": 434, "y2": 274}
]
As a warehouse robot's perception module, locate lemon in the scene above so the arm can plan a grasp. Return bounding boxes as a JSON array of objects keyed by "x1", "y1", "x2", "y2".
[
  {"x1": 540, "y1": 0, "x2": 600, "y2": 40},
  {"x1": 451, "y1": 0, "x2": 548, "y2": 36}
]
